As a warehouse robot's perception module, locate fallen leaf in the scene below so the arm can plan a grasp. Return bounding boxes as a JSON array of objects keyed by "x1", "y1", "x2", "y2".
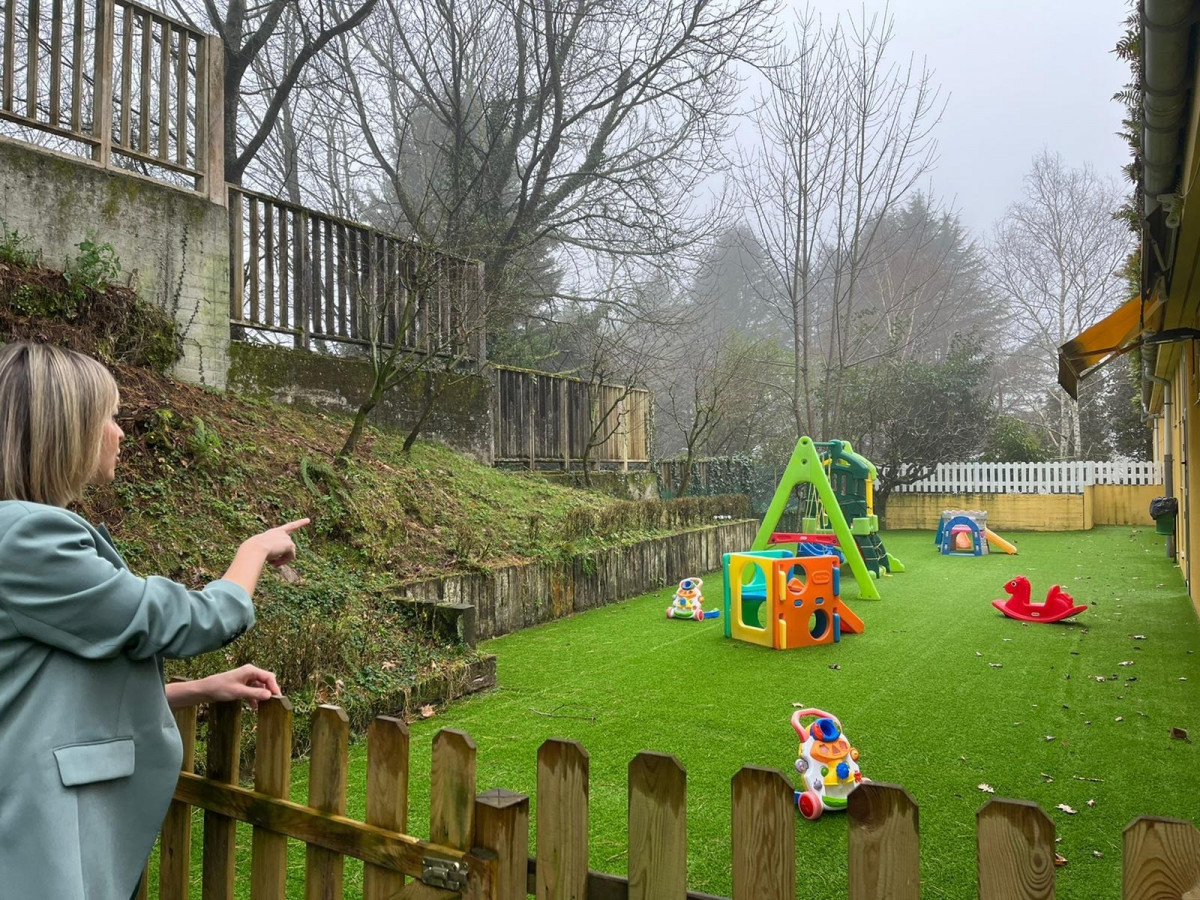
[
  {"x1": 1057, "y1": 804, "x2": 1077, "y2": 815},
  {"x1": 1093, "y1": 850, "x2": 1104, "y2": 858},
  {"x1": 276, "y1": 564, "x2": 301, "y2": 584},
  {"x1": 828, "y1": 664, "x2": 841, "y2": 670},
  {"x1": 989, "y1": 663, "x2": 1003, "y2": 668},
  {"x1": 1003, "y1": 638, "x2": 1012, "y2": 642},
  {"x1": 978, "y1": 783, "x2": 995, "y2": 793},
  {"x1": 1073, "y1": 775, "x2": 1104, "y2": 783},
  {"x1": 1094, "y1": 676, "x2": 1107, "y2": 683},
  {"x1": 1115, "y1": 716, "x2": 1124, "y2": 722},
  {"x1": 419, "y1": 704, "x2": 436, "y2": 719},
  {"x1": 1181, "y1": 677, "x2": 1189, "y2": 682},
  {"x1": 1055, "y1": 853, "x2": 1068, "y2": 867},
  {"x1": 975, "y1": 651, "x2": 982, "y2": 657},
  {"x1": 1170, "y1": 727, "x2": 1191, "y2": 743},
  {"x1": 1040, "y1": 772, "x2": 1054, "y2": 782},
  {"x1": 1087, "y1": 799, "x2": 1096, "y2": 808},
  {"x1": 1131, "y1": 634, "x2": 1146, "y2": 640},
  {"x1": 1119, "y1": 660, "x2": 1134, "y2": 666},
  {"x1": 1044, "y1": 735, "x2": 1056, "y2": 742}
]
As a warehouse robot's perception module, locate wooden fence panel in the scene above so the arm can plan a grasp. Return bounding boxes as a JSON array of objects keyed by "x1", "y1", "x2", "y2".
[
  {"x1": 159, "y1": 701, "x2": 197, "y2": 900},
  {"x1": 628, "y1": 752, "x2": 686, "y2": 900},
  {"x1": 847, "y1": 783, "x2": 920, "y2": 900},
  {"x1": 977, "y1": 798, "x2": 1055, "y2": 900},
  {"x1": 306, "y1": 705, "x2": 350, "y2": 900},
  {"x1": 364, "y1": 716, "x2": 410, "y2": 900},
  {"x1": 250, "y1": 697, "x2": 293, "y2": 900},
  {"x1": 202, "y1": 700, "x2": 243, "y2": 900},
  {"x1": 730, "y1": 766, "x2": 794, "y2": 900},
  {"x1": 1122, "y1": 817, "x2": 1200, "y2": 899},
  {"x1": 537, "y1": 739, "x2": 589, "y2": 900}
]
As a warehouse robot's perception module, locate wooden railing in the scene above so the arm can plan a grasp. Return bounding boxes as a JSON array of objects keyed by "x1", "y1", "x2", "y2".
[
  {"x1": 0, "y1": 0, "x2": 222, "y2": 198},
  {"x1": 146, "y1": 699, "x2": 1200, "y2": 899},
  {"x1": 229, "y1": 187, "x2": 486, "y2": 360},
  {"x1": 492, "y1": 364, "x2": 652, "y2": 469}
]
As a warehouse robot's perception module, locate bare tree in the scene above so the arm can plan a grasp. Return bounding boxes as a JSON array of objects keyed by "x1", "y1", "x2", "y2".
[
  {"x1": 169, "y1": 0, "x2": 378, "y2": 185},
  {"x1": 989, "y1": 151, "x2": 1134, "y2": 458},
  {"x1": 338, "y1": 249, "x2": 487, "y2": 459},
  {"x1": 739, "y1": 6, "x2": 944, "y2": 439},
  {"x1": 331, "y1": 0, "x2": 775, "y2": 318},
  {"x1": 657, "y1": 326, "x2": 766, "y2": 496}
]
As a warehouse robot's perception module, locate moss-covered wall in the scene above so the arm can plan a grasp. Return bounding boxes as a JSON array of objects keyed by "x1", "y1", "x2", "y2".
[
  {"x1": 0, "y1": 138, "x2": 230, "y2": 387},
  {"x1": 227, "y1": 342, "x2": 493, "y2": 462},
  {"x1": 536, "y1": 470, "x2": 660, "y2": 500}
]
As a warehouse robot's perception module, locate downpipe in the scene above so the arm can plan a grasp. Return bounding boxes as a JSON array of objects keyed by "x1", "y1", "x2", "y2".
[{"x1": 1143, "y1": 353, "x2": 1176, "y2": 560}]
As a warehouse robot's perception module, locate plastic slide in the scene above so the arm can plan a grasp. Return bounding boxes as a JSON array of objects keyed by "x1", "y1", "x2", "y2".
[{"x1": 985, "y1": 529, "x2": 1018, "y2": 555}]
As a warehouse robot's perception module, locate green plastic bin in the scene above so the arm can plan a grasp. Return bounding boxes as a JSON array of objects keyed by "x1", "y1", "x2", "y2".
[{"x1": 1150, "y1": 496, "x2": 1178, "y2": 536}]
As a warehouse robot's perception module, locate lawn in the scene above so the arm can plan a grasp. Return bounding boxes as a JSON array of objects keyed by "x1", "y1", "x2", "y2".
[{"x1": 169, "y1": 527, "x2": 1200, "y2": 898}]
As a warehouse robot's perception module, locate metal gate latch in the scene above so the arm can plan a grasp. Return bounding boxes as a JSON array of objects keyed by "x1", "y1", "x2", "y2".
[{"x1": 422, "y1": 857, "x2": 468, "y2": 891}]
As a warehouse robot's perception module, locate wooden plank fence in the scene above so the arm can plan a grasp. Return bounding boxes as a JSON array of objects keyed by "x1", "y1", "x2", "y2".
[
  {"x1": 228, "y1": 187, "x2": 486, "y2": 359},
  {"x1": 0, "y1": 0, "x2": 222, "y2": 198},
  {"x1": 892, "y1": 461, "x2": 1163, "y2": 495},
  {"x1": 492, "y1": 365, "x2": 652, "y2": 469},
  {"x1": 145, "y1": 699, "x2": 1200, "y2": 899}
]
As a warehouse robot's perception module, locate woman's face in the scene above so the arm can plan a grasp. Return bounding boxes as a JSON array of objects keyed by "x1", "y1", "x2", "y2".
[{"x1": 93, "y1": 400, "x2": 124, "y2": 485}]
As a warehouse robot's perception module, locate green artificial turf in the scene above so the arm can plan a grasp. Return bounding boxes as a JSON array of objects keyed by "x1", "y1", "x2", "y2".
[
  {"x1": 165, "y1": 527, "x2": 1200, "y2": 898},
  {"x1": 370, "y1": 527, "x2": 1200, "y2": 899}
]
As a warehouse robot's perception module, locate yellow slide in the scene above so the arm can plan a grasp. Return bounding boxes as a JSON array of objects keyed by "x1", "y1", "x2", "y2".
[{"x1": 985, "y1": 529, "x2": 1018, "y2": 555}]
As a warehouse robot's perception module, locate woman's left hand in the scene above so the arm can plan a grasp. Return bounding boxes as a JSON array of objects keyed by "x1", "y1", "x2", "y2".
[{"x1": 198, "y1": 665, "x2": 281, "y2": 708}]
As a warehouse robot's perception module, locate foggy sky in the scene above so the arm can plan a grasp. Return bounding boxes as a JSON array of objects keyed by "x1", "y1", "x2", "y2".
[{"x1": 781, "y1": 0, "x2": 1132, "y2": 237}]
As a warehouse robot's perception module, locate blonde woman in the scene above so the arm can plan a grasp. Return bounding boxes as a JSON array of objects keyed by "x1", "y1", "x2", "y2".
[{"x1": 0, "y1": 341, "x2": 308, "y2": 899}]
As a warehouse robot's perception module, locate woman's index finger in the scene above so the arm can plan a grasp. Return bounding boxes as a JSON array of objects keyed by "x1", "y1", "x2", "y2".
[{"x1": 281, "y1": 518, "x2": 311, "y2": 533}]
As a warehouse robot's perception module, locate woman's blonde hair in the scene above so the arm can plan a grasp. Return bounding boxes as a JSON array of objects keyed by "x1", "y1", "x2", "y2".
[{"x1": 0, "y1": 342, "x2": 119, "y2": 506}]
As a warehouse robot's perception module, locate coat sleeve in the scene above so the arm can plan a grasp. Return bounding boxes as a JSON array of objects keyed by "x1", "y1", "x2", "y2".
[{"x1": 0, "y1": 508, "x2": 255, "y2": 660}]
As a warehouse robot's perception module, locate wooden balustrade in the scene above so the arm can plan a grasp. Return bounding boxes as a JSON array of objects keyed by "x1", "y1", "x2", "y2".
[
  {"x1": 0, "y1": 0, "x2": 221, "y2": 198},
  {"x1": 149, "y1": 699, "x2": 1200, "y2": 899},
  {"x1": 228, "y1": 187, "x2": 486, "y2": 358}
]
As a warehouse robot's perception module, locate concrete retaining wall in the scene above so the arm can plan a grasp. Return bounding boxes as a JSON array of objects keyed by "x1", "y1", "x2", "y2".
[
  {"x1": 399, "y1": 519, "x2": 758, "y2": 641},
  {"x1": 227, "y1": 341, "x2": 494, "y2": 463},
  {"x1": 0, "y1": 138, "x2": 230, "y2": 387}
]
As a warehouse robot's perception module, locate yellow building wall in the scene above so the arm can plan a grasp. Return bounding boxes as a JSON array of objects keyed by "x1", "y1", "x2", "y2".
[
  {"x1": 884, "y1": 492, "x2": 1092, "y2": 531},
  {"x1": 1091, "y1": 484, "x2": 1167, "y2": 525}
]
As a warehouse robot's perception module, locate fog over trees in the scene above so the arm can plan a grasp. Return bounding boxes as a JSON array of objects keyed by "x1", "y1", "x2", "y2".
[{"x1": 166, "y1": 0, "x2": 1143, "y2": 470}]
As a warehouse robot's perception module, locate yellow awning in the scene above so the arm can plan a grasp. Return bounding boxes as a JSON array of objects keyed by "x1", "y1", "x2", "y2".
[{"x1": 1057, "y1": 295, "x2": 1164, "y2": 399}]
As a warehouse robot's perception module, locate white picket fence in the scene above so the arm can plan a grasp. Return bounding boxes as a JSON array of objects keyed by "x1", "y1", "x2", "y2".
[{"x1": 890, "y1": 461, "x2": 1163, "y2": 495}]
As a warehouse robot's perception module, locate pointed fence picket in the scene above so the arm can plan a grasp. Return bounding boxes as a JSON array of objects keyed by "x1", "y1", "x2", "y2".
[{"x1": 152, "y1": 700, "x2": 1200, "y2": 900}]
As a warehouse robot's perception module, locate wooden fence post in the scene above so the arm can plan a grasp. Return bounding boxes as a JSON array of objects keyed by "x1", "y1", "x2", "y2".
[
  {"x1": 473, "y1": 789, "x2": 529, "y2": 900},
  {"x1": 250, "y1": 697, "x2": 294, "y2": 900},
  {"x1": 628, "y1": 752, "x2": 686, "y2": 900},
  {"x1": 730, "y1": 766, "x2": 794, "y2": 900},
  {"x1": 201, "y1": 700, "x2": 243, "y2": 900},
  {"x1": 159, "y1": 700, "x2": 198, "y2": 900},
  {"x1": 229, "y1": 190, "x2": 244, "y2": 322},
  {"x1": 198, "y1": 33, "x2": 224, "y2": 205},
  {"x1": 1122, "y1": 816, "x2": 1200, "y2": 899},
  {"x1": 537, "y1": 739, "x2": 589, "y2": 900},
  {"x1": 90, "y1": 0, "x2": 114, "y2": 165},
  {"x1": 363, "y1": 716, "x2": 410, "y2": 900},
  {"x1": 977, "y1": 798, "x2": 1055, "y2": 899},
  {"x1": 848, "y1": 782, "x2": 920, "y2": 900},
  {"x1": 306, "y1": 705, "x2": 350, "y2": 899}
]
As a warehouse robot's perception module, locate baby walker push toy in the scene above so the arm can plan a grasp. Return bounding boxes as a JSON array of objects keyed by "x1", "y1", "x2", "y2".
[
  {"x1": 791, "y1": 707, "x2": 864, "y2": 820},
  {"x1": 666, "y1": 577, "x2": 720, "y2": 621}
]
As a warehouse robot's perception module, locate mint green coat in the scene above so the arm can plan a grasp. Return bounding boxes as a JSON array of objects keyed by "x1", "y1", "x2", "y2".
[{"x1": 0, "y1": 501, "x2": 255, "y2": 899}]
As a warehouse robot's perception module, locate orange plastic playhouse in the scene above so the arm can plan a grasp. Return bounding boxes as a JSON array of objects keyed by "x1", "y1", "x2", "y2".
[{"x1": 723, "y1": 552, "x2": 864, "y2": 650}]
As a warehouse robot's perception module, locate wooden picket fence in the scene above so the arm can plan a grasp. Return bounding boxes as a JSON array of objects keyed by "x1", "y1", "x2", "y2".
[
  {"x1": 139, "y1": 698, "x2": 1200, "y2": 899},
  {"x1": 892, "y1": 461, "x2": 1164, "y2": 495}
]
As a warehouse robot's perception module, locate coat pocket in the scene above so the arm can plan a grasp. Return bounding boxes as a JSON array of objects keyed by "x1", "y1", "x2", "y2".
[{"x1": 53, "y1": 737, "x2": 136, "y2": 787}]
